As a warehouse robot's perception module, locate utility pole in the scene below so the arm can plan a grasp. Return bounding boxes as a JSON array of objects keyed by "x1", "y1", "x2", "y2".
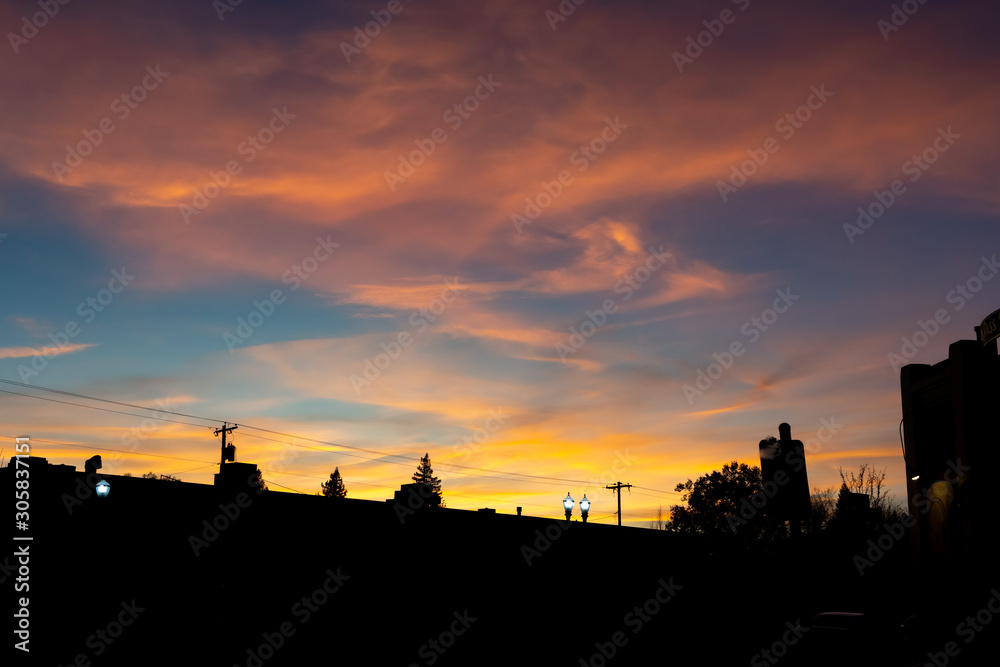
[
  {"x1": 214, "y1": 422, "x2": 238, "y2": 466},
  {"x1": 606, "y1": 481, "x2": 632, "y2": 526}
]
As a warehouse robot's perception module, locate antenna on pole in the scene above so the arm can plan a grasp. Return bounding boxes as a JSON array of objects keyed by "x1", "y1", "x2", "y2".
[
  {"x1": 606, "y1": 481, "x2": 633, "y2": 526},
  {"x1": 214, "y1": 422, "x2": 238, "y2": 467}
]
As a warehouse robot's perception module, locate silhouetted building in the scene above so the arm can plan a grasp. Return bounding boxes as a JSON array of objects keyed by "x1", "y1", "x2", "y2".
[
  {"x1": 5, "y1": 455, "x2": 708, "y2": 666},
  {"x1": 900, "y1": 329, "x2": 1000, "y2": 573},
  {"x1": 387, "y1": 481, "x2": 440, "y2": 509},
  {"x1": 213, "y1": 460, "x2": 261, "y2": 493}
]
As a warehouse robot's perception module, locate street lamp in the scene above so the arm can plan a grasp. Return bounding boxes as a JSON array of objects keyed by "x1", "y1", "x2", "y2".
[
  {"x1": 96, "y1": 479, "x2": 110, "y2": 498},
  {"x1": 580, "y1": 494, "x2": 591, "y2": 523},
  {"x1": 563, "y1": 492, "x2": 574, "y2": 521}
]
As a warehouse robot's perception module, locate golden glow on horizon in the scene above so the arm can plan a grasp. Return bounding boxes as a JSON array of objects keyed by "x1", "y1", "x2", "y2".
[{"x1": 3, "y1": 0, "x2": 989, "y2": 528}]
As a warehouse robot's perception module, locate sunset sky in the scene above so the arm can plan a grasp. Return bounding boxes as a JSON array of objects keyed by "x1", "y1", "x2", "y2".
[{"x1": 2, "y1": 0, "x2": 997, "y2": 526}]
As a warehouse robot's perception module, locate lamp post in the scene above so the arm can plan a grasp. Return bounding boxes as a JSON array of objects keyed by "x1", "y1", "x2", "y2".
[
  {"x1": 563, "y1": 492, "x2": 574, "y2": 522},
  {"x1": 580, "y1": 494, "x2": 590, "y2": 523}
]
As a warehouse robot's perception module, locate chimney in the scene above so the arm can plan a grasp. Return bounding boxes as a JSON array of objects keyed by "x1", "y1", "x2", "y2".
[{"x1": 85, "y1": 455, "x2": 102, "y2": 477}]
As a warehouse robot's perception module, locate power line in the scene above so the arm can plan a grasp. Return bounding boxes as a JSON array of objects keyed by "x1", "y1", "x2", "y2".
[
  {"x1": 174, "y1": 463, "x2": 218, "y2": 475},
  {"x1": 606, "y1": 481, "x2": 633, "y2": 526},
  {"x1": 5, "y1": 434, "x2": 640, "y2": 523},
  {"x1": 261, "y1": 479, "x2": 307, "y2": 494},
  {"x1": 1, "y1": 380, "x2": 589, "y2": 483},
  {"x1": 231, "y1": 428, "x2": 580, "y2": 488},
  {"x1": 3, "y1": 435, "x2": 217, "y2": 466},
  {"x1": 235, "y1": 423, "x2": 599, "y2": 486},
  {"x1": 0, "y1": 378, "x2": 220, "y2": 425},
  {"x1": 632, "y1": 485, "x2": 684, "y2": 497},
  {"x1": 1, "y1": 381, "x2": 602, "y2": 487},
  {"x1": 2, "y1": 381, "x2": 688, "y2": 513},
  {"x1": 0, "y1": 389, "x2": 209, "y2": 430},
  {"x1": 5, "y1": 434, "x2": 571, "y2": 511},
  {"x1": 231, "y1": 428, "x2": 595, "y2": 494}
]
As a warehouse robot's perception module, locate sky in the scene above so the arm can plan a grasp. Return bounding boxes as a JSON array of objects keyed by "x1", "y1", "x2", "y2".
[{"x1": 1, "y1": 0, "x2": 997, "y2": 526}]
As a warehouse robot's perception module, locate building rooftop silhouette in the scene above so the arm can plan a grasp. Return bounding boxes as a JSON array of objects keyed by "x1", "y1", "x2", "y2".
[{"x1": 6, "y1": 332, "x2": 999, "y2": 665}]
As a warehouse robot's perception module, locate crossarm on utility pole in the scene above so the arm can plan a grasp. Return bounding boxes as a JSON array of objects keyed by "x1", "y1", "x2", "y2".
[
  {"x1": 606, "y1": 481, "x2": 633, "y2": 526},
  {"x1": 214, "y1": 422, "x2": 238, "y2": 466}
]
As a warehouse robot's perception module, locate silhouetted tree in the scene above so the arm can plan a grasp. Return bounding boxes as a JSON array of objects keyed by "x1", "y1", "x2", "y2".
[
  {"x1": 667, "y1": 461, "x2": 783, "y2": 541},
  {"x1": 321, "y1": 467, "x2": 347, "y2": 498},
  {"x1": 830, "y1": 480, "x2": 874, "y2": 539},
  {"x1": 836, "y1": 463, "x2": 904, "y2": 528},
  {"x1": 250, "y1": 468, "x2": 268, "y2": 493},
  {"x1": 807, "y1": 486, "x2": 837, "y2": 533},
  {"x1": 833, "y1": 481, "x2": 852, "y2": 516},
  {"x1": 141, "y1": 471, "x2": 181, "y2": 482},
  {"x1": 412, "y1": 453, "x2": 444, "y2": 507},
  {"x1": 649, "y1": 505, "x2": 666, "y2": 530}
]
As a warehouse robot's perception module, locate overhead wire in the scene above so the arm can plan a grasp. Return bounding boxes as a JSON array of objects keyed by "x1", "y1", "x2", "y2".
[
  {"x1": 4, "y1": 437, "x2": 635, "y2": 523},
  {"x1": 260, "y1": 479, "x2": 307, "y2": 494},
  {"x1": 2, "y1": 435, "x2": 218, "y2": 466},
  {"x1": 0, "y1": 378, "x2": 221, "y2": 424},
  {"x1": 2, "y1": 380, "x2": 682, "y2": 521},
  {"x1": 0, "y1": 389, "x2": 210, "y2": 430},
  {"x1": 1, "y1": 381, "x2": 603, "y2": 487},
  {"x1": 632, "y1": 484, "x2": 684, "y2": 497}
]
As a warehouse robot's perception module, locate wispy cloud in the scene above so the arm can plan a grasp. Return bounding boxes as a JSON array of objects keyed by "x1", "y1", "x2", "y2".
[{"x1": 0, "y1": 343, "x2": 97, "y2": 359}]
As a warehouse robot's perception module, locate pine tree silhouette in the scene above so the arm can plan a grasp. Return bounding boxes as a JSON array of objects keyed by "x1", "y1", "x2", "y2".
[
  {"x1": 321, "y1": 467, "x2": 348, "y2": 498},
  {"x1": 412, "y1": 453, "x2": 444, "y2": 507},
  {"x1": 250, "y1": 469, "x2": 267, "y2": 493}
]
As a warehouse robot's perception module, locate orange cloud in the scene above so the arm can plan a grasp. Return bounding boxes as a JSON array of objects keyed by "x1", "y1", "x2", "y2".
[{"x1": 0, "y1": 343, "x2": 97, "y2": 359}]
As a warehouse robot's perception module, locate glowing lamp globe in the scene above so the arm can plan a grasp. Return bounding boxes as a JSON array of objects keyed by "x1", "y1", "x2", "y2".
[
  {"x1": 562, "y1": 492, "x2": 574, "y2": 513},
  {"x1": 96, "y1": 479, "x2": 110, "y2": 498}
]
